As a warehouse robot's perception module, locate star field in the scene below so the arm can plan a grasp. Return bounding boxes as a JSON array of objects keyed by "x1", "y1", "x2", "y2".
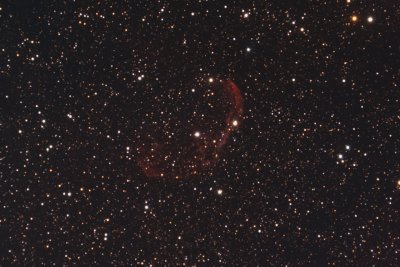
[{"x1": 0, "y1": 0, "x2": 400, "y2": 266}]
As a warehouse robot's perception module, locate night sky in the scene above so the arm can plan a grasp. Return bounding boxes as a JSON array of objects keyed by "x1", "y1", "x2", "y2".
[{"x1": 1, "y1": 0, "x2": 400, "y2": 266}]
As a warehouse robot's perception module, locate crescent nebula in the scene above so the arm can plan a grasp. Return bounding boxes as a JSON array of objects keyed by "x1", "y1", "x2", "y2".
[{"x1": 136, "y1": 79, "x2": 243, "y2": 179}]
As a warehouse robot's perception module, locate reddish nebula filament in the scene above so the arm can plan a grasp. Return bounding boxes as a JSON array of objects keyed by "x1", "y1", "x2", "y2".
[{"x1": 136, "y1": 79, "x2": 243, "y2": 179}]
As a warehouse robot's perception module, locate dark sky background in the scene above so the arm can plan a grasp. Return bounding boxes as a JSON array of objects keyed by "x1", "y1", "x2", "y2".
[{"x1": 1, "y1": 0, "x2": 400, "y2": 266}]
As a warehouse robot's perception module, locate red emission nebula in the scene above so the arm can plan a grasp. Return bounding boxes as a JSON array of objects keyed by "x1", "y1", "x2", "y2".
[{"x1": 136, "y1": 79, "x2": 243, "y2": 179}]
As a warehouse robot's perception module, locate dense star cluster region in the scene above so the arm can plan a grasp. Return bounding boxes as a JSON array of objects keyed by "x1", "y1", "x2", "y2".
[{"x1": 0, "y1": 0, "x2": 399, "y2": 266}]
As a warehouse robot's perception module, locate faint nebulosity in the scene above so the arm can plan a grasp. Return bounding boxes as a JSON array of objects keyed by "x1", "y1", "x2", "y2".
[
  {"x1": 136, "y1": 79, "x2": 243, "y2": 179},
  {"x1": 0, "y1": 0, "x2": 400, "y2": 266}
]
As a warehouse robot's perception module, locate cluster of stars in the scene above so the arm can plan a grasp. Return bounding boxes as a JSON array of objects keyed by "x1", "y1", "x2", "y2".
[{"x1": 0, "y1": 0, "x2": 398, "y2": 266}]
